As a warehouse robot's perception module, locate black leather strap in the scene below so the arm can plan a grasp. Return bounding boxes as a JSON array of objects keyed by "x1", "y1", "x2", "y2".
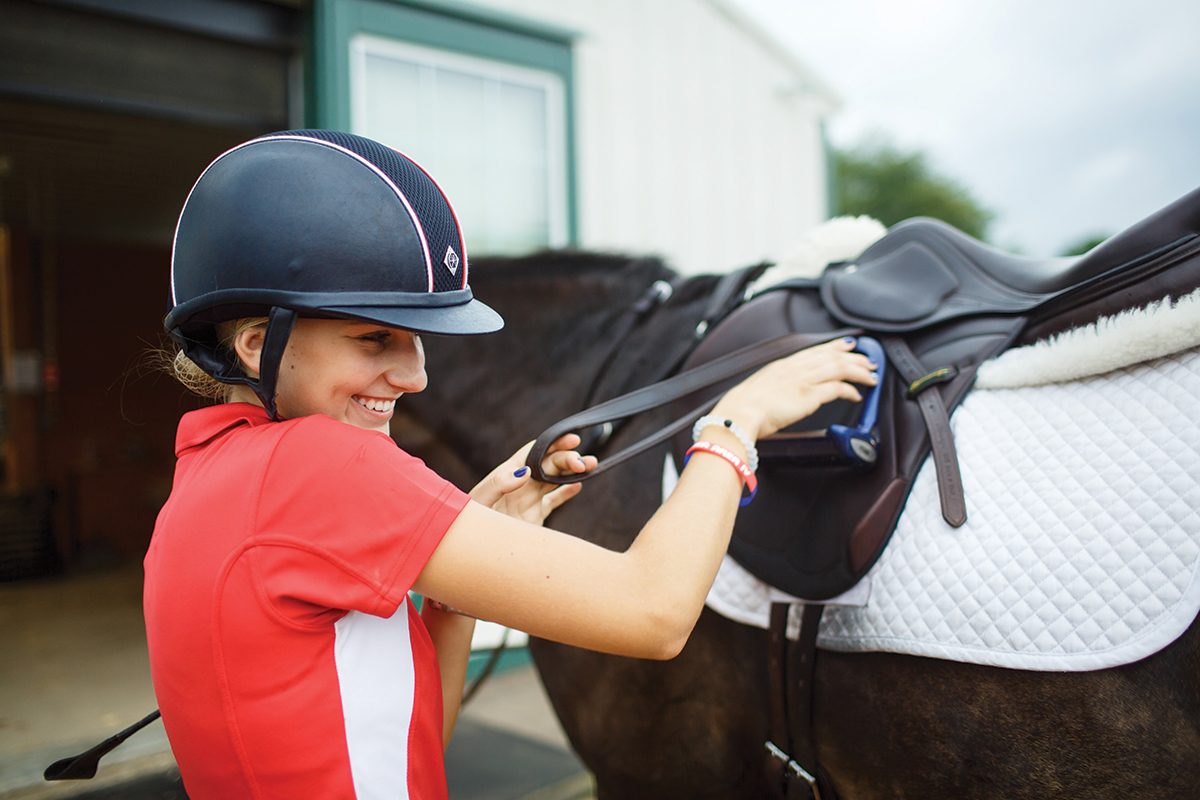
[
  {"x1": 882, "y1": 337, "x2": 967, "y2": 527},
  {"x1": 697, "y1": 263, "x2": 770, "y2": 337},
  {"x1": 767, "y1": 603, "x2": 791, "y2": 796},
  {"x1": 257, "y1": 306, "x2": 297, "y2": 421},
  {"x1": 581, "y1": 279, "x2": 678, "y2": 409},
  {"x1": 788, "y1": 603, "x2": 835, "y2": 800},
  {"x1": 526, "y1": 331, "x2": 850, "y2": 483},
  {"x1": 766, "y1": 602, "x2": 834, "y2": 800},
  {"x1": 768, "y1": 606, "x2": 796, "y2": 753}
]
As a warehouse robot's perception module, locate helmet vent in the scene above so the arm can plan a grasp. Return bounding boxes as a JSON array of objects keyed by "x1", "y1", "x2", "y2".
[{"x1": 277, "y1": 130, "x2": 468, "y2": 293}]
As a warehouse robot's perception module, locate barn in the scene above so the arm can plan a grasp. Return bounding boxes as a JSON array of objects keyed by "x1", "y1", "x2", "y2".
[
  {"x1": 0, "y1": 0, "x2": 837, "y2": 792},
  {"x1": 0, "y1": 0, "x2": 837, "y2": 572}
]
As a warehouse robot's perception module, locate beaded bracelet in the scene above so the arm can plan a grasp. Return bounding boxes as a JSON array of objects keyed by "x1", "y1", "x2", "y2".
[
  {"x1": 684, "y1": 440, "x2": 758, "y2": 506},
  {"x1": 692, "y1": 415, "x2": 759, "y2": 473}
]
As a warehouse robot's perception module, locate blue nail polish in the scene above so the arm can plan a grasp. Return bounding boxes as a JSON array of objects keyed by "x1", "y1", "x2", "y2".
[
  {"x1": 843, "y1": 336, "x2": 856, "y2": 344},
  {"x1": 513, "y1": 467, "x2": 529, "y2": 478}
]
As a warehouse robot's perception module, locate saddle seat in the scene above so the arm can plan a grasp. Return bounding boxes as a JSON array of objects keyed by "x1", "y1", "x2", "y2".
[{"x1": 822, "y1": 183, "x2": 1200, "y2": 334}]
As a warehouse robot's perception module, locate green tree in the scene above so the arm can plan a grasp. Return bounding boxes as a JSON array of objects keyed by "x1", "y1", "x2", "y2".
[
  {"x1": 834, "y1": 139, "x2": 994, "y2": 240},
  {"x1": 1058, "y1": 232, "x2": 1110, "y2": 256}
]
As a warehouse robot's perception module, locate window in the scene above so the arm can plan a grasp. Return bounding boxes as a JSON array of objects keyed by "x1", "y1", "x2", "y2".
[
  {"x1": 314, "y1": 0, "x2": 576, "y2": 254},
  {"x1": 349, "y1": 34, "x2": 567, "y2": 256}
]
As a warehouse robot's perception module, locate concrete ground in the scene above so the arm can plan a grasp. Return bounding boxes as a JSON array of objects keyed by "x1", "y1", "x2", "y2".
[{"x1": 0, "y1": 564, "x2": 593, "y2": 800}]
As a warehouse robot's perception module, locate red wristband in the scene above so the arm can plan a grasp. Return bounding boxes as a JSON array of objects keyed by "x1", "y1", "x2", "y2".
[{"x1": 684, "y1": 441, "x2": 758, "y2": 506}]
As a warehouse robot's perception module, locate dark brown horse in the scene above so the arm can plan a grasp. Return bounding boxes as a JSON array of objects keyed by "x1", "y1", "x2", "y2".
[{"x1": 398, "y1": 250, "x2": 1200, "y2": 799}]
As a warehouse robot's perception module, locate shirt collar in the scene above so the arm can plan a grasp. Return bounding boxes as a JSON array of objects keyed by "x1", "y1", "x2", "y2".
[{"x1": 175, "y1": 403, "x2": 272, "y2": 456}]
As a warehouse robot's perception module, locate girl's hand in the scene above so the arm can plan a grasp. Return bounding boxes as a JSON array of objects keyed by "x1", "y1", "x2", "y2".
[
  {"x1": 713, "y1": 337, "x2": 879, "y2": 441},
  {"x1": 469, "y1": 435, "x2": 598, "y2": 526}
]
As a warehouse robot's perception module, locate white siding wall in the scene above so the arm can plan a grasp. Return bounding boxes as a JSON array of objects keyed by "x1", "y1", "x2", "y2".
[{"x1": 474, "y1": 0, "x2": 837, "y2": 274}]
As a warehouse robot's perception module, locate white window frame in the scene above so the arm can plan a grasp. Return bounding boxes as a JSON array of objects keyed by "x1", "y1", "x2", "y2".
[{"x1": 349, "y1": 33, "x2": 569, "y2": 252}]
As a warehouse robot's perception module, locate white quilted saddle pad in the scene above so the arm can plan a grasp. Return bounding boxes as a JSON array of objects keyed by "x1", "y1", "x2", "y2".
[{"x1": 706, "y1": 347, "x2": 1200, "y2": 671}]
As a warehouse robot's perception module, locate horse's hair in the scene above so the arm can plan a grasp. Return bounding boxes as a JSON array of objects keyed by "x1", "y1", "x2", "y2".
[{"x1": 471, "y1": 249, "x2": 674, "y2": 287}]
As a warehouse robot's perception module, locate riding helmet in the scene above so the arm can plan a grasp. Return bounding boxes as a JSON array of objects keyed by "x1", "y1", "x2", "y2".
[{"x1": 165, "y1": 129, "x2": 503, "y2": 417}]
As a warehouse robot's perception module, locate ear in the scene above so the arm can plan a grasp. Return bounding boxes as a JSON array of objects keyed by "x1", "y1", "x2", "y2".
[{"x1": 231, "y1": 323, "x2": 266, "y2": 377}]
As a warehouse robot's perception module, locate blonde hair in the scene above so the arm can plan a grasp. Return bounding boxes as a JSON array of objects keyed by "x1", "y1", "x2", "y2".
[{"x1": 164, "y1": 317, "x2": 269, "y2": 401}]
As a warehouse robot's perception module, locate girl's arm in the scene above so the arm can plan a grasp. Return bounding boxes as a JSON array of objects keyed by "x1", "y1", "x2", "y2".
[
  {"x1": 424, "y1": 439, "x2": 595, "y2": 747},
  {"x1": 415, "y1": 337, "x2": 877, "y2": 660},
  {"x1": 420, "y1": 601, "x2": 475, "y2": 749}
]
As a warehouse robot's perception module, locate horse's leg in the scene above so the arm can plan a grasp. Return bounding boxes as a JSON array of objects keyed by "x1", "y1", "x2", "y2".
[
  {"x1": 532, "y1": 608, "x2": 778, "y2": 800},
  {"x1": 814, "y1": 611, "x2": 1200, "y2": 799}
]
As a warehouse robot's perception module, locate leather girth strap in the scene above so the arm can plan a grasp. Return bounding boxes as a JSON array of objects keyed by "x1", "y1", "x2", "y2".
[
  {"x1": 766, "y1": 603, "x2": 836, "y2": 800},
  {"x1": 881, "y1": 337, "x2": 967, "y2": 528}
]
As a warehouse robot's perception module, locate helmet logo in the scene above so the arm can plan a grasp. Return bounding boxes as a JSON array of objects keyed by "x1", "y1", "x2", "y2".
[{"x1": 443, "y1": 246, "x2": 460, "y2": 276}]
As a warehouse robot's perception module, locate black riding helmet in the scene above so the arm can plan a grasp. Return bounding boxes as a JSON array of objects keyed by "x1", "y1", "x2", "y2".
[{"x1": 165, "y1": 130, "x2": 503, "y2": 418}]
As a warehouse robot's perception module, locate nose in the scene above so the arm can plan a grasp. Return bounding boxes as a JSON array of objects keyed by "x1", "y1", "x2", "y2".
[{"x1": 385, "y1": 332, "x2": 428, "y2": 393}]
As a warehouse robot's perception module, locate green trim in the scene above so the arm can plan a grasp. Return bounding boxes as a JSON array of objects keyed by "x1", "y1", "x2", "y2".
[
  {"x1": 822, "y1": 120, "x2": 837, "y2": 219},
  {"x1": 466, "y1": 646, "x2": 532, "y2": 682},
  {"x1": 302, "y1": 11, "x2": 318, "y2": 128},
  {"x1": 312, "y1": 0, "x2": 577, "y2": 244},
  {"x1": 366, "y1": 0, "x2": 580, "y2": 44}
]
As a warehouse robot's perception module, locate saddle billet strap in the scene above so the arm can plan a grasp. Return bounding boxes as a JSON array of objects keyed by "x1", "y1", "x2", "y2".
[
  {"x1": 765, "y1": 602, "x2": 835, "y2": 800},
  {"x1": 526, "y1": 331, "x2": 855, "y2": 483},
  {"x1": 882, "y1": 338, "x2": 967, "y2": 527},
  {"x1": 766, "y1": 603, "x2": 792, "y2": 798}
]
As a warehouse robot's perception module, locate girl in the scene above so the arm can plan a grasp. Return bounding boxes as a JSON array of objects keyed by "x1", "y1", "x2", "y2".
[{"x1": 144, "y1": 130, "x2": 876, "y2": 799}]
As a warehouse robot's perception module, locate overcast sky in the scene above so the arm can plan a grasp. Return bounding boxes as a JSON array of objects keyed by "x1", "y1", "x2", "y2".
[{"x1": 729, "y1": 0, "x2": 1200, "y2": 256}]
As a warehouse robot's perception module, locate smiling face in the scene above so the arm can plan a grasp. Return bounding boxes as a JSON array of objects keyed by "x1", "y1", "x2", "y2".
[{"x1": 246, "y1": 317, "x2": 427, "y2": 433}]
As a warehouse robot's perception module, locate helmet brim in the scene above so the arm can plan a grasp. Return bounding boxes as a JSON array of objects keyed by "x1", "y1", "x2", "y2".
[
  {"x1": 322, "y1": 296, "x2": 504, "y2": 336},
  {"x1": 166, "y1": 288, "x2": 504, "y2": 337}
]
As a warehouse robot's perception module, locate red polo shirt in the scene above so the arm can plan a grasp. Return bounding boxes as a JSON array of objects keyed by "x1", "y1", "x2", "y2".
[{"x1": 144, "y1": 404, "x2": 469, "y2": 799}]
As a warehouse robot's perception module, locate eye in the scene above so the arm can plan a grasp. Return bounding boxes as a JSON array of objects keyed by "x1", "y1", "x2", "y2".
[{"x1": 356, "y1": 331, "x2": 391, "y2": 345}]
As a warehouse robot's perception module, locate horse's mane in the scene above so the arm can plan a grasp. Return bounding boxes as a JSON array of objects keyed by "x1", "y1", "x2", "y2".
[{"x1": 470, "y1": 249, "x2": 677, "y2": 289}]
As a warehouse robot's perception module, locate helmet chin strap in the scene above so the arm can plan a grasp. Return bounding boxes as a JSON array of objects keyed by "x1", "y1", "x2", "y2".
[{"x1": 254, "y1": 307, "x2": 297, "y2": 420}]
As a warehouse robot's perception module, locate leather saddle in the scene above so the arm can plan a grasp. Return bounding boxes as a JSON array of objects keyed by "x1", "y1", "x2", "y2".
[{"x1": 530, "y1": 185, "x2": 1200, "y2": 601}]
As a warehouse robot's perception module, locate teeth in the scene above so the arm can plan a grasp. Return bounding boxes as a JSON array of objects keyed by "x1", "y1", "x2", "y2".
[{"x1": 355, "y1": 397, "x2": 395, "y2": 413}]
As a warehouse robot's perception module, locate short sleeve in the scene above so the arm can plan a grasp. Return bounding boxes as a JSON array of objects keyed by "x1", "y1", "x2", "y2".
[{"x1": 249, "y1": 416, "x2": 469, "y2": 624}]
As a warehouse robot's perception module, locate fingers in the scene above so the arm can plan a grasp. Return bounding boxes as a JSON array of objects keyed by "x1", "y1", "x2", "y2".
[
  {"x1": 469, "y1": 460, "x2": 531, "y2": 506},
  {"x1": 715, "y1": 336, "x2": 882, "y2": 439},
  {"x1": 539, "y1": 434, "x2": 596, "y2": 478},
  {"x1": 773, "y1": 339, "x2": 879, "y2": 391},
  {"x1": 544, "y1": 433, "x2": 582, "y2": 454},
  {"x1": 470, "y1": 433, "x2": 597, "y2": 520},
  {"x1": 787, "y1": 337, "x2": 878, "y2": 381},
  {"x1": 540, "y1": 482, "x2": 583, "y2": 514}
]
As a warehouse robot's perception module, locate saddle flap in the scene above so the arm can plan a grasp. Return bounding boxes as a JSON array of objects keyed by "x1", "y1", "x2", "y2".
[
  {"x1": 824, "y1": 241, "x2": 960, "y2": 324},
  {"x1": 672, "y1": 285, "x2": 1025, "y2": 600}
]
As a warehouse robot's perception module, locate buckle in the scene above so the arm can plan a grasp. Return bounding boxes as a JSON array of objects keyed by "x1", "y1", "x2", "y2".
[{"x1": 765, "y1": 741, "x2": 823, "y2": 800}]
